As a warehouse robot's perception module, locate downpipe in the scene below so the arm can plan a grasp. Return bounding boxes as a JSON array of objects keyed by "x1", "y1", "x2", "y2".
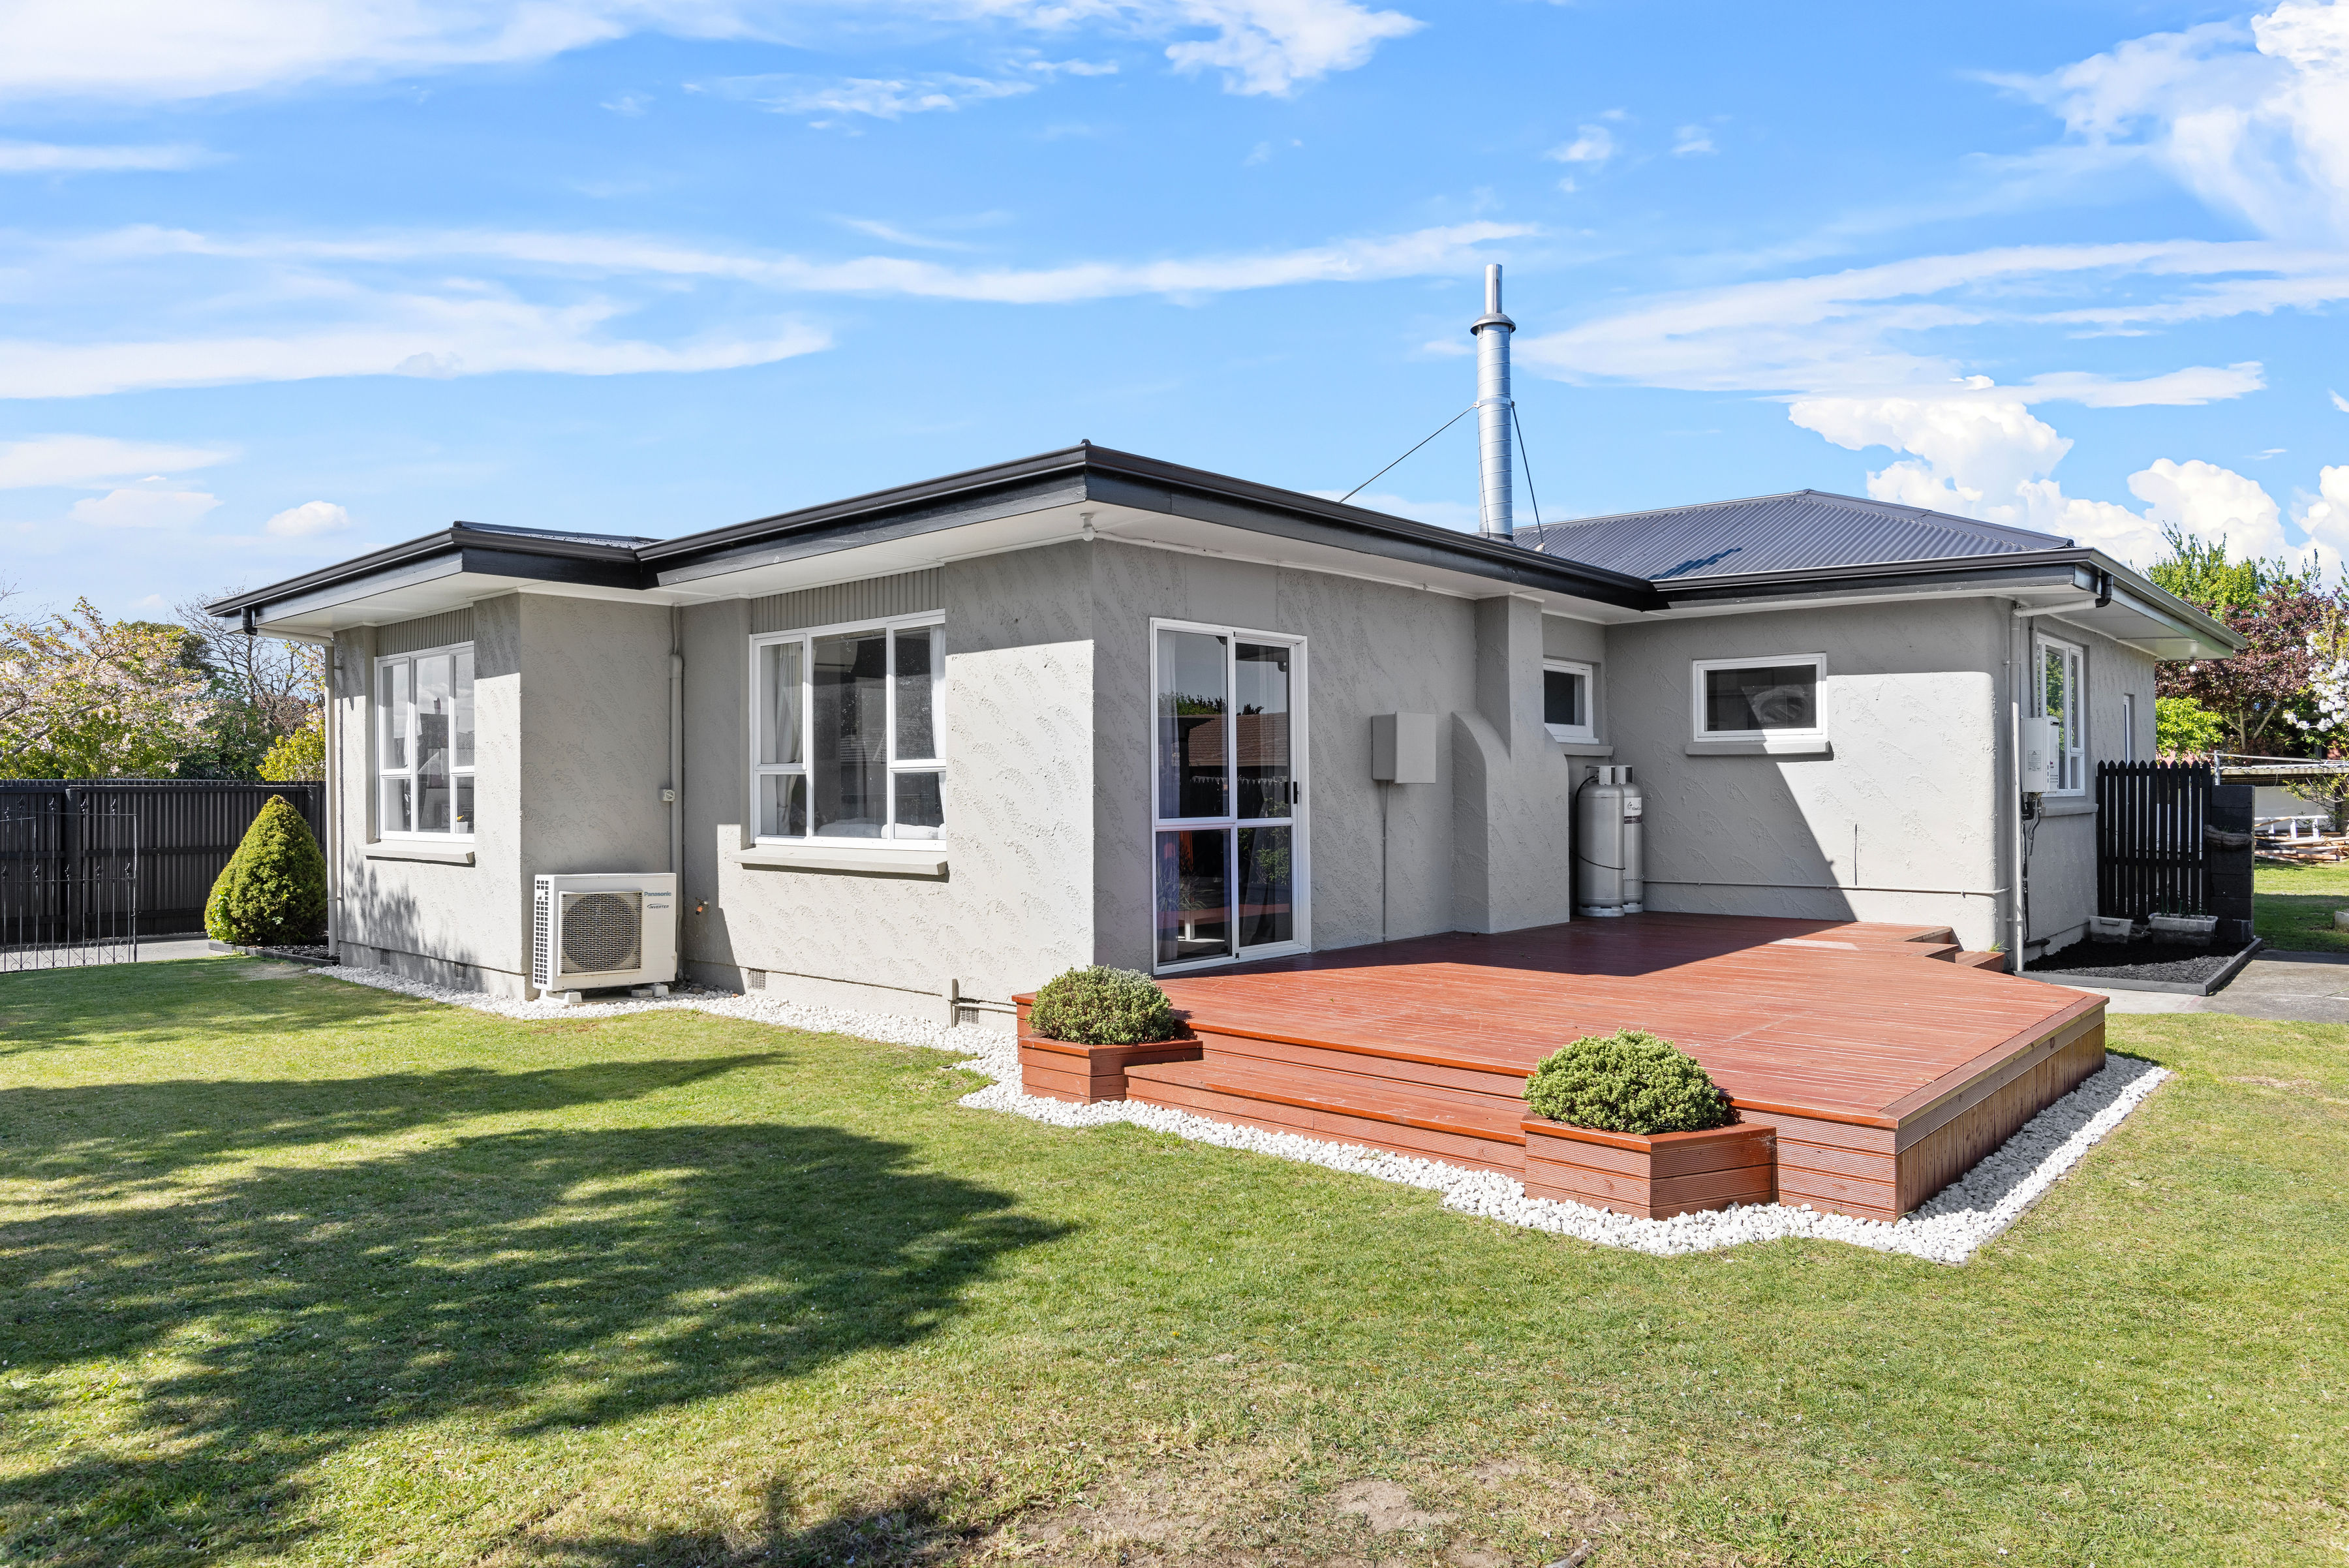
[{"x1": 668, "y1": 607, "x2": 685, "y2": 962}]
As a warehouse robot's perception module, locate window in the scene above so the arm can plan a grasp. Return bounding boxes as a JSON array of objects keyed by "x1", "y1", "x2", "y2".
[
  {"x1": 1151, "y1": 621, "x2": 1306, "y2": 970},
  {"x1": 751, "y1": 615, "x2": 944, "y2": 842},
  {"x1": 2036, "y1": 634, "x2": 2085, "y2": 794},
  {"x1": 1692, "y1": 654, "x2": 1826, "y2": 741},
  {"x1": 377, "y1": 644, "x2": 474, "y2": 836},
  {"x1": 1543, "y1": 659, "x2": 1595, "y2": 743},
  {"x1": 2121, "y1": 692, "x2": 2136, "y2": 763}
]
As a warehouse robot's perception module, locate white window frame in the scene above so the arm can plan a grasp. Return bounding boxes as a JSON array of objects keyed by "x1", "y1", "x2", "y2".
[
  {"x1": 375, "y1": 640, "x2": 476, "y2": 841},
  {"x1": 747, "y1": 610, "x2": 946, "y2": 848},
  {"x1": 1148, "y1": 616, "x2": 1311, "y2": 975},
  {"x1": 1542, "y1": 658, "x2": 1596, "y2": 743},
  {"x1": 2034, "y1": 632, "x2": 2087, "y2": 796},
  {"x1": 2121, "y1": 691, "x2": 2137, "y2": 763},
  {"x1": 1690, "y1": 653, "x2": 1828, "y2": 743}
]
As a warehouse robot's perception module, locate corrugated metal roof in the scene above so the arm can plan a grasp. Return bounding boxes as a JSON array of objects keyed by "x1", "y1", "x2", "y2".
[{"x1": 1516, "y1": 489, "x2": 2071, "y2": 582}]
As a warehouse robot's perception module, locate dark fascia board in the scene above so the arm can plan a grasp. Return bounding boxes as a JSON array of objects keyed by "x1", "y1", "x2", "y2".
[
  {"x1": 204, "y1": 525, "x2": 649, "y2": 619},
  {"x1": 641, "y1": 442, "x2": 1665, "y2": 610},
  {"x1": 1652, "y1": 547, "x2": 2247, "y2": 653}
]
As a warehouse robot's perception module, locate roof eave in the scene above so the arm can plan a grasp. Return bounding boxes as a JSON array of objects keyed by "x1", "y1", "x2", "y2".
[{"x1": 204, "y1": 525, "x2": 651, "y2": 620}]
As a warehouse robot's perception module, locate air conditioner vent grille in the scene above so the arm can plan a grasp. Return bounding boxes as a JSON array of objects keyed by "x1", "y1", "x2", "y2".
[{"x1": 560, "y1": 890, "x2": 642, "y2": 975}]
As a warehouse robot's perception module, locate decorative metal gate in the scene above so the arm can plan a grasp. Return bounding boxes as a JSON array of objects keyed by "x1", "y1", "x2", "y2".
[{"x1": 0, "y1": 796, "x2": 141, "y2": 972}]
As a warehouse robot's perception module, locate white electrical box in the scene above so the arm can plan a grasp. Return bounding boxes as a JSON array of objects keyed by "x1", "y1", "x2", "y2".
[
  {"x1": 532, "y1": 872, "x2": 678, "y2": 995},
  {"x1": 1371, "y1": 713, "x2": 1437, "y2": 784},
  {"x1": 2021, "y1": 715, "x2": 2061, "y2": 794}
]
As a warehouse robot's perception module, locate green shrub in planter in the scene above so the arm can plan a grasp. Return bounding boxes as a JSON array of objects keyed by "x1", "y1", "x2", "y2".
[
  {"x1": 1522, "y1": 1028, "x2": 1735, "y2": 1135},
  {"x1": 1028, "y1": 966, "x2": 1180, "y2": 1046},
  {"x1": 204, "y1": 795, "x2": 328, "y2": 946}
]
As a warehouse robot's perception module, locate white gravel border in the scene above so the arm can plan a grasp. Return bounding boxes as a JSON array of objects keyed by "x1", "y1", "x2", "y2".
[{"x1": 309, "y1": 962, "x2": 2167, "y2": 1265}]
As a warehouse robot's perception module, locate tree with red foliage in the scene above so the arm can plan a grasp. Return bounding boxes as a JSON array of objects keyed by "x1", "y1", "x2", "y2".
[{"x1": 2158, "y1": 579, "x2": 2342, "y2": 755}]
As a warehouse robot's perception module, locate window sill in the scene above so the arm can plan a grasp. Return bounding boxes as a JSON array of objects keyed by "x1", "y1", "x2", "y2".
[
  {"x1": 1684, "y1": 737, "x2": 1832, "y2": 757},
  {"x1": 2035, "y1": 797, "x2": 2098, "y2": 817},
  {"x1": 738, "y1": 844, "x2": 948, "y2": 876},
  {"x1": 365, "y1": 841, "x2": 476, "y2": 866}
]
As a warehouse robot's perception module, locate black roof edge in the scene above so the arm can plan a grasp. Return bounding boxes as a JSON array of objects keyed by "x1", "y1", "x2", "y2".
[
  {"x1": 202, "y1": 524, "x2": 652, "y2": 619},
  {"x1": 640, "y1": 442, "x2": 1663, "y2": 609},
  {"x1": 1652, "y1": 547, "x2": 2245, "y2": 651}
]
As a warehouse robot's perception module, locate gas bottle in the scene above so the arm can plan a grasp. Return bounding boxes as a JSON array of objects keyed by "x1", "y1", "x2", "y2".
[{"x1": 1576, "y1": 765, "x2": 1642, "y2": 917}]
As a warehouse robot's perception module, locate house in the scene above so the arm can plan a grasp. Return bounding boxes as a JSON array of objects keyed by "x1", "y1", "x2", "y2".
[{"x1": 207, "y1": 441, "x2": 2241, "y2": 1017}]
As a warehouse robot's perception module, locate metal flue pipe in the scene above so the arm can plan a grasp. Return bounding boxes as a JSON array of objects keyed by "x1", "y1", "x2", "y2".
[{"x1": 1470, "y1": 262, "x2": 1516, "y2": 540}]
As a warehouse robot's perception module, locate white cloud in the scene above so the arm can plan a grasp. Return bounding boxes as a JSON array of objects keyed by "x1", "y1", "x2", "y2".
[
  {"x1": 1672, "y1": 125, "x2": 1714, "y2": 156},
  {"x1": 1999, "y1": 0, "x2": 2349, "y2": 244},
  {"x1": 0, "y1": 433, "x2": 232, "y2": 487},
  {"x1": 600, "y1": 91, "x2": 649, "y2": 115},
  {"x1": 67, "y1": 478, "x2": 222, "y2": 529},
  {"x1": 699, "y1": 72, "x2": 1037, "y2": 121},
  {"x1": 264, "y1": 499, "x2": 352, "y2": 537},
  {"x1": 2333, "y1": 388, "x2": 2349, "y2": 411},
  {"x1": 2127, "y1": 457, "x2": 2290, "y2": 559},
  {"x1": 1516, "y1": 238, "x2": 2336, "y2": 395},
  {"x1": 1546, "y1": 125, "x2": 1616, "y2": 166},
  {"x1": 2295, "y1": 463, "x2": 2349, "y2": 553},
  {"x1": 0, "y1": 140, "x2": 207, "y2": 172},
  {"x1": 0, "y1": 0, "x2": 1415, "y2": 104},
  {"x1": 0, "y1": 219, "x2": 1523, "y2": 397}
]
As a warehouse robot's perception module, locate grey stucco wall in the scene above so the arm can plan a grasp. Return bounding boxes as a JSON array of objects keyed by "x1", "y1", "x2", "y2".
[
  {"x1": 335, "y1": 592, "x2": 669, "y2": 995},
  {"x1": 1601, "y1": 600, "x2": 2009, "y2": 947},
  {"x1": 679, "y1": 544, "x2": 1098, "y2": 1019}
]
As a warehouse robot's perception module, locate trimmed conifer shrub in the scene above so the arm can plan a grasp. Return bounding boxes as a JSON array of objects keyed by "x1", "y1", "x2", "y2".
[
  {"x1": 1522, "y1": 1028, "x2": 1735, "y2": 1135},
  {"x1": 204, "y1": 795, "x2": 328, "y2": 946},
  {"x1": 1028, "y1": 966, "x2": 1180, "y2": 1045}
]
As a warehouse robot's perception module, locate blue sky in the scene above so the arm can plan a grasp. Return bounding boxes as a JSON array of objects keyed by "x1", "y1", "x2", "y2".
[{"x1": 3, "y1": 0, "x2": 2347, "y2": 617}]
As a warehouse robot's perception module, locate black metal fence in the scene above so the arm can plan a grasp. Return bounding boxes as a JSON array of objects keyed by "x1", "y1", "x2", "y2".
[
  {"x1": 2095, "y1": 761, "x2": 2254, "y2": 938},
  {"x1": 0, "y1": 780, "x2": 324, "y2": 938},
  {"x1": 1, "y1": 799, "x2": 140, "y2": 971}
]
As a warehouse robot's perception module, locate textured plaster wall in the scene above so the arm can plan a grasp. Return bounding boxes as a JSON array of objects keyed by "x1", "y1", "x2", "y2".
[
  {"x1": 681, "y1": 544, "x2": 1097, "y2": 1017},
  {"x1": 1602, "y1": 600, "x2": 2007, "y2": 947},
  {"x1": 336, "y1": 592, "x2": 669, "y2": 994},
  {"x1": 2015, "y1": 619, "x2": 2158, "y2": 953}
]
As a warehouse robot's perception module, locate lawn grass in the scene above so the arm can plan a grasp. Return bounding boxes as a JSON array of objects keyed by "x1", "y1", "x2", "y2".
[
  {"x1": 2256, "y1": 859, "x2": 2349, "y2": 953},
  {"x1": 1, "y1": 958, "x2": 2344, "y2": 1567}
]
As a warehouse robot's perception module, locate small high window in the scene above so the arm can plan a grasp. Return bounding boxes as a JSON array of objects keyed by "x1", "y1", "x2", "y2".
[
  {"x1": 751, "y1": 615, "x2": 945, "y2": 842},
  {"x1": 2036, "y1": 634, "x2": 2085, "y2": 795},
  {"x1": 377, "y1": 644, "x2": 474, "y2": 837},
  {"x1": 1692, "y1": 654, "x2": 1826, "y2": 741},
  {"x1": 1543, "y1": 659, "x2": 1595, "y2": 743}
]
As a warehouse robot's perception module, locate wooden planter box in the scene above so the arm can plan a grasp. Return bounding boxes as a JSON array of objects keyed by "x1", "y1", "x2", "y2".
[
  {"x1": 1013, "y1": 997, "x2": 1201, "y2": 1103},
  {"x1": 1520, "y1": 1116, "x2": 1775, "y2": 1219}
]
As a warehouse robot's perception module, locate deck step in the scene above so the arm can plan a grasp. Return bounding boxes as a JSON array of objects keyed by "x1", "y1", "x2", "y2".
[
  {"x1": 1952, "y1": 949, "x2": 2008, "y2": 971},
  {"x1": 1122, "y1": 1056, "x2": 1528, "y2": 1175}
]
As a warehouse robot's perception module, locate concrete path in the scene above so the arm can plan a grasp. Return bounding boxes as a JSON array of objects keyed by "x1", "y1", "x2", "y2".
[{"x1": 2059, "y1": 948, "x2": 2349, "y2": 1023}]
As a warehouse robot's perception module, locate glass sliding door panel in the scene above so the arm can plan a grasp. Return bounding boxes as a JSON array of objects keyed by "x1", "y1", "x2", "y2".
[
  {"x1": 1155, "y1": 829, "x2": 1232, "y2": 966},
  {"x1": 1234, "y1": 641, "x2": 1292, "y2": 819},
  {"x1": 1156, "y1": 629, "x2": 1229, "y2": 820},
  {"x1": 893, "y1": 771, "x2": 944, "y2": 838},
  {"x1": 812, "y1": 631, "x2": 888, "y2": 837},
  {"x1": 760, "y1": 641, "x2": 804, "y2": 765},
  {"x1": 894, "y1": 628, "x2": 936, "y2": 760},
  {"x1": 454, "y1": 776, "x2": 474, "y2": 834},
  {"x1": 1235, "y1": 825, "x2": 1293, "y2": 949}
]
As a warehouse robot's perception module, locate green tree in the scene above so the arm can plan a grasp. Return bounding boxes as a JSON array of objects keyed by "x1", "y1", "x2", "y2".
[
  {"x1": 205, "y1": 795, "x2": 328, "y2": 945},
  {"x1": 258, "y1": 715, "x2": 326, "y2": 782},
  {"x1": 2143, "y1": 525, "x2": 2315, "y2": 614},
  {"x1": 174, "y1": 592, "x2": 325, "y2": 779},
  {"x1": 2154, "y1": 696, "x2": 2226, "y2": 758}
]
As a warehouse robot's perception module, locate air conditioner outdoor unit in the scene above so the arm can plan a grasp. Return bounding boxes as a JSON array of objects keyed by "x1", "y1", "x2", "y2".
[{"x1": 532, "y1": 872, "x2": 677, "y2": 999}]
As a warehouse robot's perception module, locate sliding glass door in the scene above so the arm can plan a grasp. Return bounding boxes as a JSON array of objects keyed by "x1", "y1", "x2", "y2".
[{"x1": 1152, "y1": 621, "x2": 1306, "y2": 970}]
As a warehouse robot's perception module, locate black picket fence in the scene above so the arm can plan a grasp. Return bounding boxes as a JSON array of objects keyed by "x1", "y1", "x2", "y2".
[
  {"x1": 0, "y1": 780, "x2": 325, "y2": 939},
  {"x1": 2094, "y1": 761, "x2": 2254, "y2": 938}
]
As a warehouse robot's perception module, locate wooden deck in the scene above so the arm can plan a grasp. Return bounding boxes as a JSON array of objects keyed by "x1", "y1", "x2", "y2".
[{"x1": 1018, "y1": 914, "x2": 2106, "y2": 1222}]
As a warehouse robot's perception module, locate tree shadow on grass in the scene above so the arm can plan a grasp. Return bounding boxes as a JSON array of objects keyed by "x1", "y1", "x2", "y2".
[
  {"x1": 503, "y1": 1476, "x2": 972, "y2": 1568},
  {"x1": 0, "y1": 958, "x2": 405, "y2": 1058},
  {"x1": 1, "y1": 1054, "x2": 788, "y2": 1196},
  {"x1": 0, "y1": 1105, "x2": 1064, "y2": 1567}
]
